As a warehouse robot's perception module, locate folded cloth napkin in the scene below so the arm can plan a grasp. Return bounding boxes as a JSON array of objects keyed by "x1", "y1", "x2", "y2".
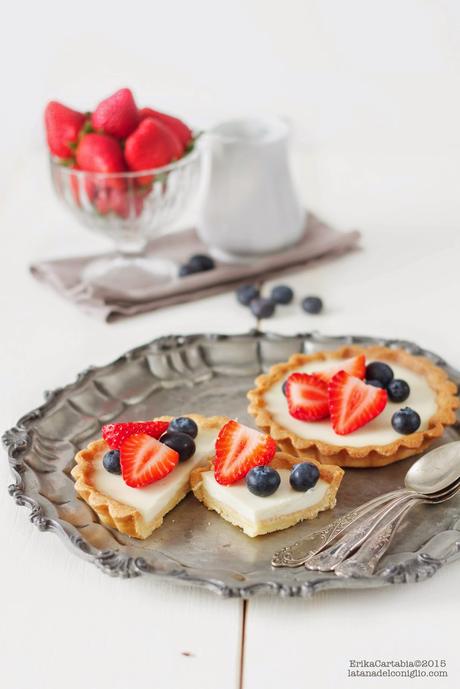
[{"x1": 30, "y1": 213, "x2": 360, "y2": 322}]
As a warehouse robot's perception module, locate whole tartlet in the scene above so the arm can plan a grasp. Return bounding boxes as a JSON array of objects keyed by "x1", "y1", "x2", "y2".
[{"x1": 247, "y1": 345, "x2": 459, "y2": 468}]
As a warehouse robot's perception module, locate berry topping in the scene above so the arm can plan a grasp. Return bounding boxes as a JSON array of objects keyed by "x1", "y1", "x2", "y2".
[
  {"x1": 138, "y1": 107, "x2": 192, "y2": 148},
  {"x1": 290, "y1": 462, "x2": 320, "y2": 492},
  {"x1": 270, "y1": 285, "x2": 294, "y2": 305},
  {"x1": 366, "y1": 379, "x2": 386, "y2": 389},
  {"x1": 179, "y1": 254, "x2": 215, "y2": 276},
  {"x1": 328, "y1": 371, "x2": 388, "y2": 435},
  {"x1": 168, "y1": 417, "x2": 198, "y2": 438},
  {"x1": 91, "y1": 88, "x2": 139, "y2": 139},
  {"x1": 236, "y1": 284, "x2": 259, "y2": 306},
  {"x1": 120, "y1": 433, "x2": 179, "y2": 487},
  {"x1": 246, "y1": 466, "x2": 281, "y2": 497},
  {"x1": 365, "y1": 361, "x2": 394, "y2": 387},
  {"x1": 387, "y1": 379, "x2": 410, "y2": 403},
  {"x1": 102, "y1": 420, "x2": 169, "y2": 450},
  {"x1": 250, "y1": 297, "x2": 276, "y2": 319},
  {"x1": 102, "y1": 449, "x2": 121, "y2": 474},
  {"x1": 44, "y1": 101, "x2": 86, "y2": 159},
  {"x1": 391, "y1": 407, "x2": 421, "y2": 434},
  {"x1": 315, "y1": 354, "x2": 366, "y2": 384},
  {"x1": 301, "y1": 296, "x2": 323, "y2": 314},
  {"x1": 214, "y1": 420, "x2": 276, "y2": 485},
  {"x1": 76, "y1": 133, "x2": 126, "y2": 173},
  {"x1": 160, "y1": 431, "x2": 196, "y2": 462},
  {"x1": 285, "y1": 373, "x2": 329, "y2": 421}
]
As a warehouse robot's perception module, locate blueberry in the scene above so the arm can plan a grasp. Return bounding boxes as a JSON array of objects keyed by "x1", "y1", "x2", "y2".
[
  {"x1": 366, "y1": 379, "x2": 386, "y2": 389},
  {"x1": 250, "y1": 297, "x2": 275, "y2": 319},
  {"x1": 365, "y1": 361, "x2": 394, "y2": 386},
  {"x1": 168, "y1": 416, "x2": 198, "y2": 438},
  {"x1": 270, "y1": 285, "x2": 294, "y2": 305},
  {"x1": 282, "y1": 380, "x2": 288, "y2": 396},
  {"x1": 246, "y1": 466, "x2": 281, "y2": 497},
  {"x1": 387, "y1": 379, "x2": 410, "y2": 403},
  {"x1": 160, "y1": 431, "x2": 196, "y2": 462},
  {"x1": 236, "y1": 284, "x2": 259, "y2": 306},
  {"x1": 391, "y1": 407, "x2": 421, "y2": 434},
  {"x1": 178, "y1": 263, "x2": 194, "y2": 277},
  {"x1": 301, "y1": 296, "x2": 323, "y2": 314},
  {"x1": 290, "y1": 462, "x2": 320, "y2": 491},
  {"x1": 188, "y1": 254, "x2": 215, "y2": 272},
  {"x1": 102, "y1": 449, "x2": 121, "y2": 474}
]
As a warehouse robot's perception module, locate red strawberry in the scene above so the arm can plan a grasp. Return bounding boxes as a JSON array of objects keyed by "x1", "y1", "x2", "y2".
[
  {"x1": 214, "y1": 420, "x2": 276, "y2": 485},
  {"x1": 315, "y1": 354, "x2": 366, "y2": 384},
  {"x1": 76, "y1": 133, "x2": 125, "y2": 174},
  {"x1": 285, "y1": 373, "x2": 329, "y2": 421},
  {"x1": 139, "y1": 107, "x2": 192, "y2": 148},
  {"x1": 109, "y1": 187, "x2": 145, "y2": 219},
  {"x1": 91, "y1": 88, "x2": 139, "y2": 139},
  {"x1": 102, "y1": 420, "x2": 169, "y2": 449},
  {"x1": 45, "y1": 101, "x2": 86, "y2": 159},
  {"x1": 125, "y1": 117, "x2": 183, "y2": 185},
  {"x1": 328, "y1": 371, "x2": 387, "y2": 435},
  {"x1": 120, "y1": 433, "x2": 179, "y2": 487}
]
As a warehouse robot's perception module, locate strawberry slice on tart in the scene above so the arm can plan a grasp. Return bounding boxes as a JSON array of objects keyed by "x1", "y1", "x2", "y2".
[
  {"x1": 214, "y1": 420, "x2": 276, "y2": 485},
  {"x1": 314, "y1": 354, "x2": 366, "y2": 385},
  {"x1": 328, "y1": 371, "x2": 387, "y2": 435},
  {"x1": 285, "y1": 373, "x2": 329, "y2": 421},
  {"x1": 120, "y1": 433, "x2": 179, "y2": 487},
  {"x1": 102, "y1": 420, "x2": 170, "y2": 449}
]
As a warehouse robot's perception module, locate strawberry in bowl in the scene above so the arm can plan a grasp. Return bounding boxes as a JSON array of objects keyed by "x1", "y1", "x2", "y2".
[{"x1": 45, "y1": 88, "x2": 201, "y2": 287}]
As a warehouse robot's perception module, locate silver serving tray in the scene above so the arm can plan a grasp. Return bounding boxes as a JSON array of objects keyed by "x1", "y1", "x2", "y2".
[{"x1": 3, "y1": 332, "x2": 460, "y2": 597}]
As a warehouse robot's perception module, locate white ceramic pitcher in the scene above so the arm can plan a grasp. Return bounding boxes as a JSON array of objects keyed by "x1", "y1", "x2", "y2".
[{"x1": 197, "y1": 116, "x2": 305, "y2": 260}]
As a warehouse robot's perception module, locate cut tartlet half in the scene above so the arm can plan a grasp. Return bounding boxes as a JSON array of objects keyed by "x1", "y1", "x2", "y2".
[
  {"x1": 190, "y1": 452, "x2": 344, "y2": 537},
  {"x1": 247, "y1": 345, "x2": 459, "y2": 468},
  {"x1": 71, "y1": 414, "x2": 229, "y2": 539}
]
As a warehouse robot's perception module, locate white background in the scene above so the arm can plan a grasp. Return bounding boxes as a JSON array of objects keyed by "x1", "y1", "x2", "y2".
[{"x1": 1, "y1": 1, "x2": 460, "y2": 688}]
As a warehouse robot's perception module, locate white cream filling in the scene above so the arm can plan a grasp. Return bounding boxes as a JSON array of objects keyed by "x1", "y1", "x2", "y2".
[
  {"x1": 264, "y1": 359, "x2": 437, "y2": 447},
  {"x1": 92, "y1": 427, "x2": 220, "y2": 522},
  {"x1": 201, "y1": 470, "x2": 329, "y2": 524}
]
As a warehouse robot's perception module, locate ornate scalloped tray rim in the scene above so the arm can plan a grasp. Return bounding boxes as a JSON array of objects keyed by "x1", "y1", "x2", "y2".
[{"x1": 3, "y1": 330, "x2": 460, "y2": 598}]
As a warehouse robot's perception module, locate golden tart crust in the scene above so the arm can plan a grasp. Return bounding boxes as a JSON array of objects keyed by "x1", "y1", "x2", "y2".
[
  {"x1": 247, "y1": 345, "x2": 459, "y2": 468},
  {"x1": 190, "y1": 452, "x2": 344, "y2": 537},
  {"x1": 71, "y1": 414, "x2": 229, "y2": 540}
]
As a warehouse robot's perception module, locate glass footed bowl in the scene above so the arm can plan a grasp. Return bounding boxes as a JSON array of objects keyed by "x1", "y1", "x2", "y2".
[{"x1": 50, "y1": 145, "x2": 202, "y2": 297}]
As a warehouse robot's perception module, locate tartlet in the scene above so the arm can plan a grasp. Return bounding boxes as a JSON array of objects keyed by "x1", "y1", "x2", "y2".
[
  {"x1": 247, "y1": 345, "x2": 459, "y2": 468},
  {"x1": 71, "y1": 414, "x2": 229, "y2": 539},
  {"x1": 190, "y1": 451, "x2": 344, "y2": 537}
]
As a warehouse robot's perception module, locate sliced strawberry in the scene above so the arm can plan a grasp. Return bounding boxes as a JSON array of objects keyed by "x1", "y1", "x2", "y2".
[
  {"x1": 214, "y1": 420, "x2": 276, "y2": 485},
  {"x1": 315, "y1": 354, "x2": 366, "y2": 384},
  {"x1": 102, "y1": 420, "x2": 169, "y2": 449},
  {"x1": 328, "y1": 371, "x2": 387, "y2": 435},
  {"x1": 120, "y1": 433, "x2": 178, "y2": 487},
  {"x1": 285, "y1": 373, "x2": 329, "y2": 421}
]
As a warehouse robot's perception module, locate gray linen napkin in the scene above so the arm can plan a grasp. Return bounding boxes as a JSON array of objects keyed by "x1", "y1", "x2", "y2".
[{"x1": 30, "y1": 213, "x2": 360, "y2": 321}]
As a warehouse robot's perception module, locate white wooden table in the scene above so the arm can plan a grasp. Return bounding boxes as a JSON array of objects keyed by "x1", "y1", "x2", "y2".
[{"x1": 1, "y1": 152, "x2": 459, "y2": 689}]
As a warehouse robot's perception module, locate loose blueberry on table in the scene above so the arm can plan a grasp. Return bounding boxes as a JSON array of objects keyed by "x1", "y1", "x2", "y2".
[
  {"x1": 270, "y1": 284, "x2": 294, "y2": 305},
  {"x1": 250, "y1": 297, "x2": 276, "y2": 319},
  {"x1": 391, "y1": 407, "x2": 421, "y2": 434},
  {"x1": 246, "y1": 466, "x2": 281, "y2": 497},
  {"x1": 236, "y1": 284, "x2": 260, "y2": 305},
  {"x1": 301, "y1": 296, "x2": 323, "y2": 314},
  {"x1": 290, "y1": 462, "x2": 320, "y2": 491},
  {"x1": 179, "y1": 254, "x2": 215, "y2": 277}
]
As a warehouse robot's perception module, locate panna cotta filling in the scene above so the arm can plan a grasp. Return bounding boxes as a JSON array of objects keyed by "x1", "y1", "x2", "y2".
[
  {"x1": 264, "y1": 359, "x2": 437, "y2": 447},
  {"x1": 92, "y1": 427, "x2": 220, "y2": 522},
  {"x1": 201, "y1": 469, "x2": 329, "y2": 523}
]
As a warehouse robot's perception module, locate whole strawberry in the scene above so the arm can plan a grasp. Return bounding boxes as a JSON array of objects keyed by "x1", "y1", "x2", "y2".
[
  {"x1": 76, "y1": 133, "x2": 125, "y2": 173},
  {"x1": 45, "y1": 101, "x2": 86, "y2": 159},
  {"x1": 125, "y1": 117, "x2": 183, "y2": 185},
  {"x1": 139, "y1": 107, "x2": 192, "y2": 149},
  {"x1": 92, "y1": 88, "x2": 139, "y2": 139}
]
